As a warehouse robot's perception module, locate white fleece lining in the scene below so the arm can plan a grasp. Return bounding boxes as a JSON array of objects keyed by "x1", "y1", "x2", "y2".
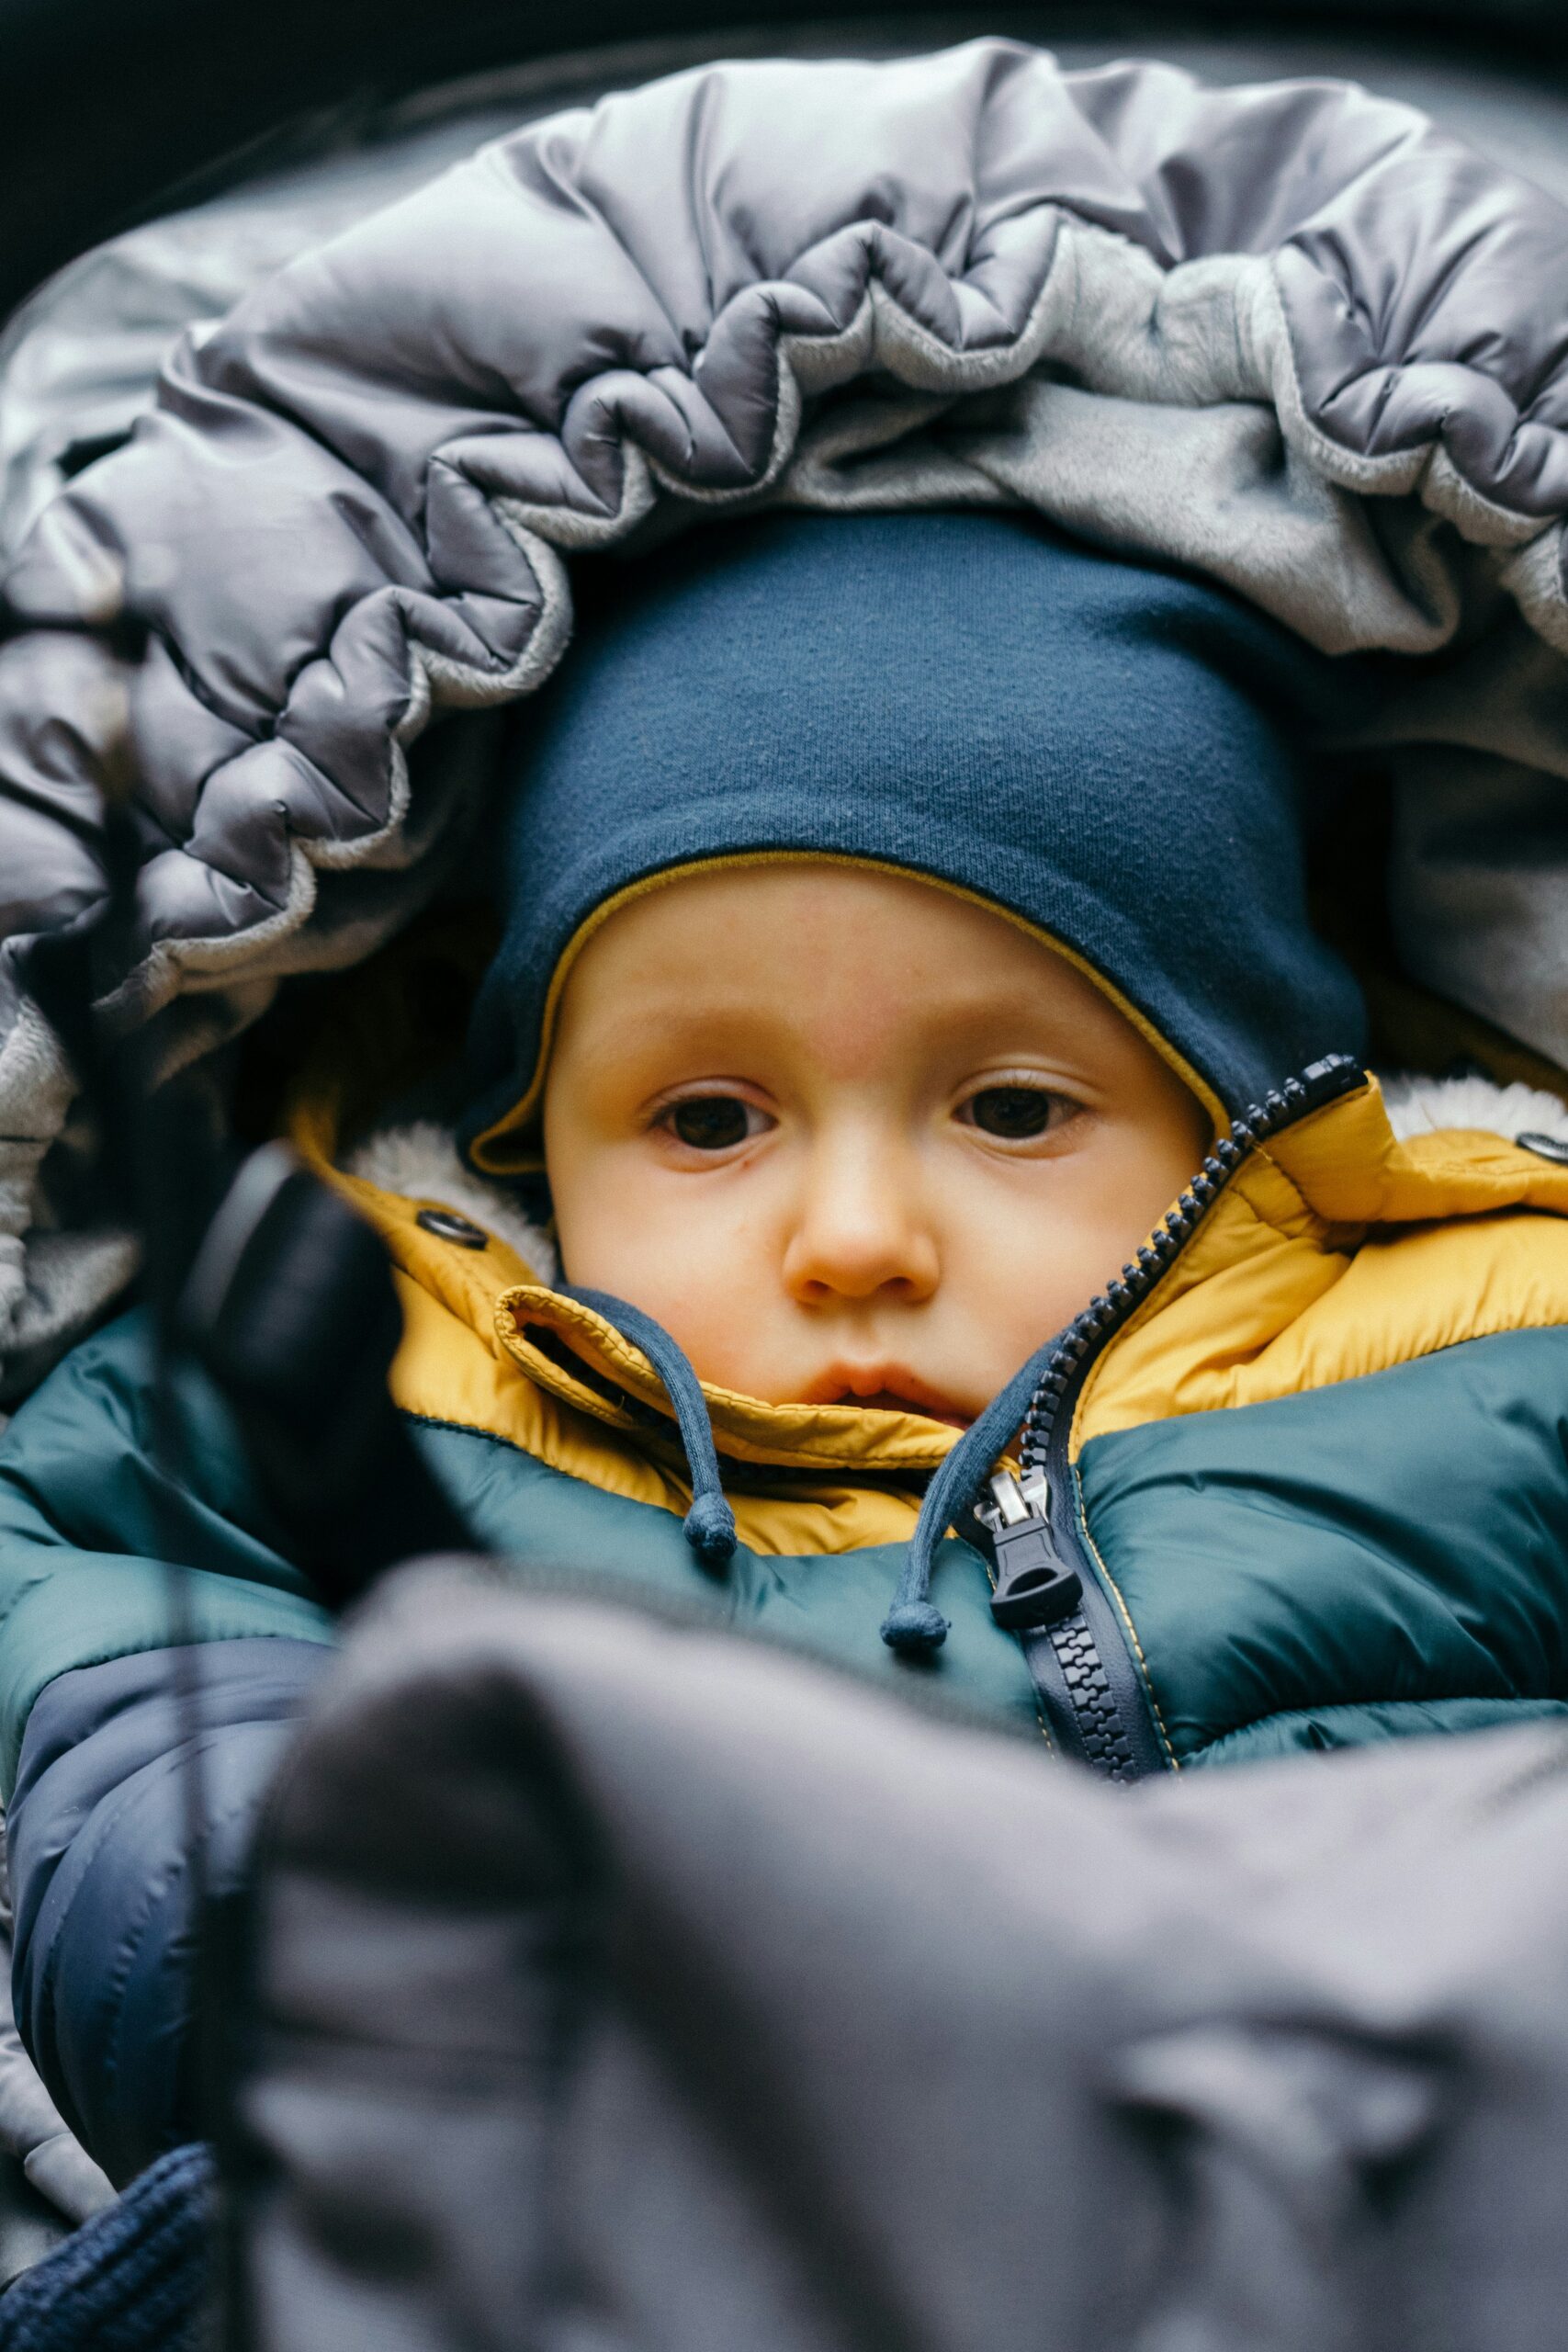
[
  {"x1": 344, "y1": 1119, "x2": 558, "y2": 1281},
  {"x1": 1378, "y1": 1070, "x2": 1568, "y2": 1148}
]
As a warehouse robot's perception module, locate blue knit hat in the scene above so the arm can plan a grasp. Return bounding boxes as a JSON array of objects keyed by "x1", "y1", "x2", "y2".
[{"x1": 464, "y1": 512, "x2": 1367, "y2": 1164}]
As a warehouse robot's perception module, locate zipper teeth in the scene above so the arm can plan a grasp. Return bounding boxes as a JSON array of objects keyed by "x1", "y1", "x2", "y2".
[{"x1": 1016, "y1": 1057, "x2": 1361, "y2": 1476}]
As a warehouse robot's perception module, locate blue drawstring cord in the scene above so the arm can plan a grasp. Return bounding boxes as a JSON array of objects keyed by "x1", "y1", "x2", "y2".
[
  {"x1": 564, "y1": 1285, "x2": 1053, "y2": 1651},
  {"x1": 562, "y1": 1286, "x2": 738, "y2": 1569},
  {"x1": 880, "y1": 1337, "x2": 1061, "y2": 1656}
]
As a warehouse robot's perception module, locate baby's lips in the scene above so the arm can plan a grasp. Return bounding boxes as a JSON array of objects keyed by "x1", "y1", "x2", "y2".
[
  {"x1": 800, "y1": 1363, "x2": 972, "y2": 1426},
  {"x1": 852, "y1": 1389, "x2": 971, "y2": 1429}
]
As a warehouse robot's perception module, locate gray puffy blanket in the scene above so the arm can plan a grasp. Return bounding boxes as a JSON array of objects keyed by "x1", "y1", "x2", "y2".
[
  {"x1": 2, "y1": 39, "x2": 1568, "y2": 1387},
  {"x1": 235, "y1": 1560, "x2": 1568, "y2": 2351}
]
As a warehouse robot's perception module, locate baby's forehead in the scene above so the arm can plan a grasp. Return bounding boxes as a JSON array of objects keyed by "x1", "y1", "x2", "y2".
[
  {"x1": 551, "y1": 858, "x2": 1163, "y2": 1080},
  {"x1": 564, "y1": 859, "x2": 1082, "y2": 1008}
]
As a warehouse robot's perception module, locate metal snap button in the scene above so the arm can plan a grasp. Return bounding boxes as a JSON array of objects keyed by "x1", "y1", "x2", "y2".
[
  {"x1": 1516, "y1": 1131, "x2": 1568, "y2": 1164},
  {"x1": 415, "y1": 1207, "x2": 490, "y2": 1249}
]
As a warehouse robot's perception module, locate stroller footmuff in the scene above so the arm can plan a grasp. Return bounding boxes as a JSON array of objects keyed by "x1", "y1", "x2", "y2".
[{"x1": 230, "y1": 1561, "x2": 1568, "y2": 2352}]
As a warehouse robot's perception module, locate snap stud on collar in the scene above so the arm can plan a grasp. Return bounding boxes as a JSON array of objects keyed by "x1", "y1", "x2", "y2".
[
  {"x1": 416, "y1": 1207, "x2": 490, "y2": 1249},
  {"x1": 1517, "y1": 1131, "x2": 1568, "y2": 1164}
]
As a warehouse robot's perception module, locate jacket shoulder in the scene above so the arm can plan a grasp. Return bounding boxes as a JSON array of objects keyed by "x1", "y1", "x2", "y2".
[
  {"x1": 0, "y1": 1310, "x2": 330, "y2": 1798},
  {"x1": 1082, "y1": 1324, "x2": 1568, "y2": 1768}
]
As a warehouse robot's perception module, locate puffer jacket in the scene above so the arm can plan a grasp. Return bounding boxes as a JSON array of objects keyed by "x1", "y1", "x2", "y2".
[
  {"x1": 5, "y1": 974, "x2": 1568, "y2": 2177},
  {"x1": 5, "y1": 35, "x2": 1568, "y2": 2190}
]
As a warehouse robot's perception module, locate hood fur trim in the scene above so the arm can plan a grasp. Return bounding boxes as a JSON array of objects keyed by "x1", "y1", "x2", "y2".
[
  {"x1": 344, "y1": 1120, "x2": 558, "y2": 1282},
  {"x1": 1379, "y1": 1070, "x2": 1568, "y2": 1148}
]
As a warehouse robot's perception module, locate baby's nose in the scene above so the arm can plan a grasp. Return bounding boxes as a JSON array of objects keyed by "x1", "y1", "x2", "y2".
[{"x1": 781, "y1": 1153, "x2": 939, "y2": 1305}]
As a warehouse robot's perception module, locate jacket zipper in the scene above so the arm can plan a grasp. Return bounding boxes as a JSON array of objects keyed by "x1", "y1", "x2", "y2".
[{"x1": 975, "y1": 1054, "x2": 1367, "y2": 1783}]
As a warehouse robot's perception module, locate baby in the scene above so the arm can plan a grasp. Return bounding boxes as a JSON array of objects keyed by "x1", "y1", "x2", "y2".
[
  {"x1": 6, "y1": 511, "x2": 1568, "y2": 2184},
  {"x1": 541, "y1": 858, "x2": 1209, "y2": 1424}
]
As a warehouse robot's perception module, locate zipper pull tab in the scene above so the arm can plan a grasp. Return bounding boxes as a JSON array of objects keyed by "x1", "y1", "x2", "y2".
[{"x1": 977, "y1": 1470, "x2": 1083, "y2": 1632}]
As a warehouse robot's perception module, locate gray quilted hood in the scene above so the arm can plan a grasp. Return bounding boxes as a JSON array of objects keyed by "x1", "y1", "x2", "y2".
[{"x1": 2, "y1": 36, "x2": 1568, "y2": 1392}]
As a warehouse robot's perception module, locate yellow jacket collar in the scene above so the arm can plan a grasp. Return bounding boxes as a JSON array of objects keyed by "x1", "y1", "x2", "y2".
[
  {"x1": 495, "y1": 1283, "x2": 960, "y2": 1474},
  {"x1": 1073, "y1": 1073, "x2": 1568, "y2": 1453},
  {"x1": 1266, "y1": 1076, "x2": 1568, "y2": 1225},
  {"x1": 292, "y1": 1065, "x2": 1568, "y2": 1484}
]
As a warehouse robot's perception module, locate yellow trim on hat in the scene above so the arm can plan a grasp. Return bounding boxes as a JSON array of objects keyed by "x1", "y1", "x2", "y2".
[{"x1": 468, "y1": 851, "x2": 1226, "y2": 1173}]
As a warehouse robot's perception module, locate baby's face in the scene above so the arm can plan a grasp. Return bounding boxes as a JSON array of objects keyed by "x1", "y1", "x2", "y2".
[{"x1": 543, "y1": 865, "x2": 1212, "y2": 1424}]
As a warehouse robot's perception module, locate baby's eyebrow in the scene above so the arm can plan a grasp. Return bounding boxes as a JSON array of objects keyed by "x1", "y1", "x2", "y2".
[{"x1": 589, "y1": 993, "x2": 1098, "y2": 1080}]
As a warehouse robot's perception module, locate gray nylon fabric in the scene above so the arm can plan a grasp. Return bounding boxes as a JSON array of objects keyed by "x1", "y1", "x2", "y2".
[
  {"x1": 6, "y1": 33, "x2": 1566, "y2": 565},
  {"x1": 0, "y1": 88, "x2": 576, "y2": 561},
  {"x1": 233, "y1": 1561, "x2": 1568, "y2": 2351},
  {"x1": 5, "y1": 39, "x2": 1568, "y2": 1388}
]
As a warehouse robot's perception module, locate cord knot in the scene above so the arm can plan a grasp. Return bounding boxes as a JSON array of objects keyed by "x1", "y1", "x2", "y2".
[
  {"x1": 880, "y1": 1600, "x2": 950, "y2": 1655},
  {"x1": 682, "y1": 1488, "x2": 737, "y2": 1571}
]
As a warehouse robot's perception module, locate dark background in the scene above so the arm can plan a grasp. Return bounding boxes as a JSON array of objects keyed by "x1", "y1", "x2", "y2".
[{"x1": 1, "y1": 0, "x2": 1565, "y2": 322}]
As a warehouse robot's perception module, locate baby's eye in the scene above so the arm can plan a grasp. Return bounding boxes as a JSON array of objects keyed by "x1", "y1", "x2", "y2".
[
  {"x1": 960, "y1": 1085, "x2": 1074, "y2": 1140},
  {"x1": 663, "y1": 1095, "x2": 764, "y2": 1151}
]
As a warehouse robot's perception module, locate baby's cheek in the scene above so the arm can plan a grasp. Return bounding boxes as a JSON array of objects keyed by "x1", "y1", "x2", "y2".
[
  {"x1": 650, "y1": 1222, "x2": 788, "y2": 1393},
  {"x1": 556, "y1": 1173, "x2": 777, "y2": 1388},
  {"x1": 944, "y1": 1151, "x2": 1184, "y2": 1372},
  {"x1": 942, "y1": 1210, "x2": 1095, "y2": 1380}
]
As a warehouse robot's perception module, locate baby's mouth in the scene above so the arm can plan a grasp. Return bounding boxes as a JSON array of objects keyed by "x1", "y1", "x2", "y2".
[
  {"x1": 802, "y1": 1365, "x2": 972, "y2": 1429},
  {"x1": 853, "y1": 1389, "x2": 972, "y2": 1429}
]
